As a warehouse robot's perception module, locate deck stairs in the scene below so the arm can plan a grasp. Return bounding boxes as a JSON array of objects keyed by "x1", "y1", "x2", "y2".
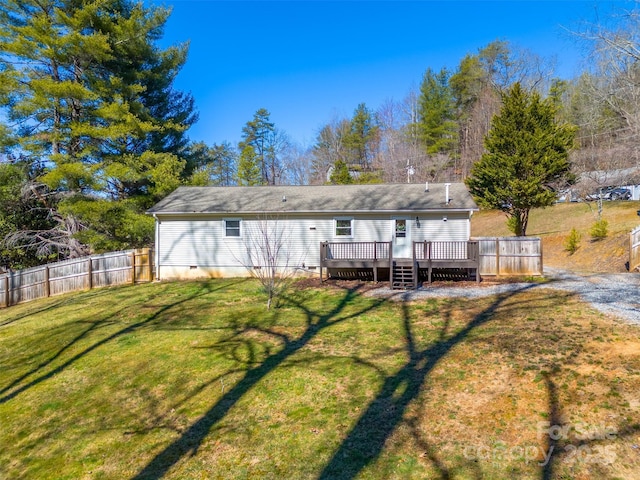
[{"x1": 391, "y1": 260, "x2": 417, "y2": 290}]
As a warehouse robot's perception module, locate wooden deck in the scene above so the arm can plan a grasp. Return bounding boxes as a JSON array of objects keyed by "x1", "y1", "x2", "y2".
[{"x1": 320, "y1": 241, "x2": 480, "y2": 289}]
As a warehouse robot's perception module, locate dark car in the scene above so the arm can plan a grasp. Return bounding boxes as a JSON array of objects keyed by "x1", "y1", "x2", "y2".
[
  {"x1": 585, "y1": 186, "x2": 632, "y2": 201},
  {"x1": 605, "y1": 187, "x2": 632, "y2": 200}
]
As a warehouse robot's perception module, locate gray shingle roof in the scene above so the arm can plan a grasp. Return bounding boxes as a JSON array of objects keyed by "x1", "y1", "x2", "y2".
[{"x1": 147, "y1": 183, "x2": 478, "y2": 214}]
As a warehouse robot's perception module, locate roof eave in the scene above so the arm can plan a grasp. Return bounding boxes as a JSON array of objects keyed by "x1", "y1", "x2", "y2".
[{"x1": 148, "y1": 207, "x2": 478, "y2": 216}]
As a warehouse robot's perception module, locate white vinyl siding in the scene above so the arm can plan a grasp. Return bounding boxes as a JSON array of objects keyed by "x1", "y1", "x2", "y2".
[
  {"x1": 158, "y1": 219, "x2": 218, "y2": 266},
  {"x1": 412, "y1": 213, "x2": 469, "y2": 242},
  {"x1": 155, "y1": 212, "x2": 471, "y2": 278}
]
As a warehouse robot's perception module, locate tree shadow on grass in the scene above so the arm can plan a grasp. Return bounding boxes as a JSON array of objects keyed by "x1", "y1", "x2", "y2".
[
  {"x1": 317, "y1": 285, "x2": 540, "y2": 480},
  {"x1": 0, "y1": 281, "x2": 236, "y2": 405},
  {"x1": 130, "y1": 284, "x2": 391, "y2": 480},
  {"x1": 540, "y1": 363, "x2": 640, "y2": 479},
  {"x1": 0, "y1": 287, "x2": 117, "y2": 328}
]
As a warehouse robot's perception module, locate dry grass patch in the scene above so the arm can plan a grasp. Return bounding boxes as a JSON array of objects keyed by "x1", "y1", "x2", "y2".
[{"x1": 472, "y1": 201, "x2": 640, "y2": 273}]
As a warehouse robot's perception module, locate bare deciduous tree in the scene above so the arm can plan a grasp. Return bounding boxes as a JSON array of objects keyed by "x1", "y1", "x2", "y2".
[
  {"x1": 5, "y1": 182, "x2": 89, "y2": 260},
  {"x1": 241, "y1": 214, "x2": 302, "y2": 309},
  {"x1": 571, "y1": 6, "x2": 640, "y2": 179}
]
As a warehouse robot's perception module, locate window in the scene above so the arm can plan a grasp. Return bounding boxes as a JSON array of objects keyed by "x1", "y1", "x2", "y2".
[
  {"x1": 335, "y1": 218, "x2": 353, "y2": 237},
  {"x1": 224, "y1": 219, "x2": 241, "y2": 237},
  {"x1": 395, "y1": 219, "x2": 406, "y2": 238}
]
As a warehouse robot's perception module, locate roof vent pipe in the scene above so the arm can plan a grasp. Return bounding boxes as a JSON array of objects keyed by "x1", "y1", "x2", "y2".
[
  {"x1": 425, "y1": 181, "x2": 429, "y2": 192},
  {"x1": 445, "y1": 183, "x2": 451, "y2": 204}
]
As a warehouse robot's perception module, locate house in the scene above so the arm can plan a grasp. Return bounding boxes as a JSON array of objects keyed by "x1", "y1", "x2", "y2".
[{"x1": 147, "y1": 183, "x2": 479, "y2": 288}]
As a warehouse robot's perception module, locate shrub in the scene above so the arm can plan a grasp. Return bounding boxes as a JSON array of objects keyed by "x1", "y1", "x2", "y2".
[
  {"x1": 564, "y1": 228, "x2": 581, "y2": 254},
  {"x1": 590, "y1": 219, "x2": 609, "y2": 241}
]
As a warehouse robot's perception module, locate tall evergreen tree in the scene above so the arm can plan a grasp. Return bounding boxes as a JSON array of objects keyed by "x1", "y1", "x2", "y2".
[
  {"x1": 343, "y1": 103, "x2": 379, "y2": 170},
  {"x1": 0, "y1": 0, "x2": 194, "y2": 255},
  {"x1": 417, "y1": 68, "x2": 458, "y2": 155},
  {"x1": 466, "y1": 83, "x2": 576, "y2": 236},
  {"x1": 328, "y1": 159, "x2": 353, "y2": 185},
  {"x1": 239, "y1": 108, "x2": 275, "y2": 185},
  {"x1": 185, "y1": 141, "x2": 237, "y2": 186},
  {"x1": 236, "y1": 145, "x2": 261, "y2": 186}
]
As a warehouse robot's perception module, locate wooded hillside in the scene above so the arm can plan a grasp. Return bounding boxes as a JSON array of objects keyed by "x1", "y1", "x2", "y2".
[{"x1": 1, "y1": 1, "x2": 640, "y2": 268}]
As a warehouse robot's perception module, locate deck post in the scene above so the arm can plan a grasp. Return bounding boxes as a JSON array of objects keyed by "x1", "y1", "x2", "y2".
[
  {"x1": 319, "y1": 242, "x2": 325, "y2": 283},
  {"x1": 373, "y1": 241, "x2": 378, "y2": 283},
  {"x1": 388, "y1": 243, "x2": 393, "y2": 288},
  {"x1": 412, "y1": 242, "x2": 418, "y2": 289},
  {"x1": 427, "y1": 241, "x2": 433, "y2": 284}
]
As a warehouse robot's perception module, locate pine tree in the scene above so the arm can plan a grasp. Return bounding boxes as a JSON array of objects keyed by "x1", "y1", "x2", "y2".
[
  {"x1": 466, "y1": 83, "x2": 576, "y2": 236},
  {"x1": 185, "y1": 141, "x2": 237, "y2": 186},
  {"x1": 0, "y1": 0, "x2": 194, "y2": 255},
  {"x1": 417, "y1": 68, "x2": 458, "y2": 155},
  {"x1": 329, "y1": 160, "x2": 353, "y2": 185},
  {"x1": 343, "y1": 103, "x2": 379, "y2": 170},
  {"x1": 236, "y1": 145, "x2": 261, "y2": 186},
  {"x1": 239, "y1": 108, "x2": 275, "y2": 185}
]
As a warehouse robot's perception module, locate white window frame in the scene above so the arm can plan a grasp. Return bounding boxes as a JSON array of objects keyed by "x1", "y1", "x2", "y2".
[
  {"x1": 223, "y1": 218, "x2": 242, "y2": 238},
  {"x1": 334, "y1": 217, "x2": 354, "y2": 238}
]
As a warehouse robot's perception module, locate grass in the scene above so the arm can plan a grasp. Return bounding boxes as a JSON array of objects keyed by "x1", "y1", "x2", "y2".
[
  {"x1": 1, "y1": 278, "x2": 640, "y2": 479},
  {"x1": 471, "y1": 200, "x2": 640, "y2": 273}
]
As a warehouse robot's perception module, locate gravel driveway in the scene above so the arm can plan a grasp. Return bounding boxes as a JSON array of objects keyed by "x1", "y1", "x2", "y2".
[{"x1": 368, "y1": 268, "x2": 640, "y2": 325}]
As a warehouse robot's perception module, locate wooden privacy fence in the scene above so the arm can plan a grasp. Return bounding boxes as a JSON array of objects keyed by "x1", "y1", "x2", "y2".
[
  {"x1": 0, "y1": 248, "x2": 154, "y2": 308},
  {"x1": 630, "y1": 226, "x2": 640, "y2": 272},
  {"x1": 474, "y1": 237, "x2": 543, "y2": 276}
]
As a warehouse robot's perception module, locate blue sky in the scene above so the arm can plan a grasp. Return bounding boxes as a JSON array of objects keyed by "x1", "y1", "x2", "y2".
[{"x1": 148, "y1": 0, "x2": 618, "y2": 148}]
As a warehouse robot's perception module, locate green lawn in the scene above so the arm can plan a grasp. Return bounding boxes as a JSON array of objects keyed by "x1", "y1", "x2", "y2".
[{"x1": 1, "y1": 279, "x2": 639, "y2": 479}]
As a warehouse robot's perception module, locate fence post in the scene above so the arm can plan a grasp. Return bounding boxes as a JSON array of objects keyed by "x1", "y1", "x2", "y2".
[
  {"x1": 495, "y1": 238, "x2": 500, "y2": 277},
  {"x1": 130, "y1": 251, "x2": 136, "y2": 285},
  {"x1": 44, "y1": 265, "x2": 50, "y2": 297},
  {"x1": 3, "y1": 275, "x2": 8, "y2": 308},
  {"x1": 87, "y1": 257, "x2": 93, "y2": 290},
  {"x1": 146, "y1": 248, "x2": 153, "y2": 283}
]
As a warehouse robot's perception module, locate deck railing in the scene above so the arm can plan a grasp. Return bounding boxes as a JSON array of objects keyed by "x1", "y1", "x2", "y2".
[
  {"x1": 413, "y1": 241, "x2": 479, "y2": 261},
  {"x1": 321, "y1": 241, "x2": 391, "y2": 261},
  {"x1": 320, "y1": 241, "x2": 480, "y2": 262}
]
